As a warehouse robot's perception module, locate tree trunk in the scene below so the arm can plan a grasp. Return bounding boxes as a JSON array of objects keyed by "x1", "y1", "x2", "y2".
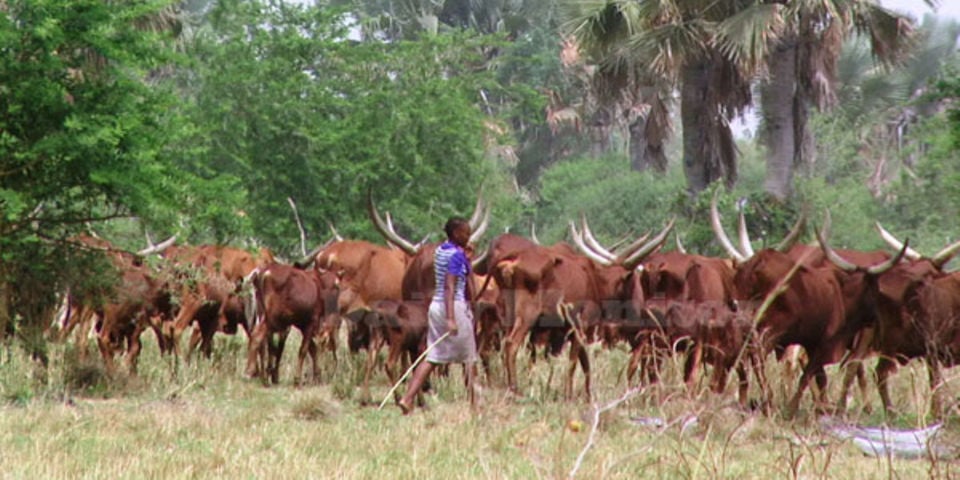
[
  {"x1": 628, "y1": 113, "x2": 668, "y2": 173},
  {"x1": 761, "y1": 38, "x2": 799, "y2": 201},
  {"x1": 680, "y1": 61, "x2": 738, "y2": 194},
  {"x1": 587, "y1": 107, "x2": 613, "y2": 157}
]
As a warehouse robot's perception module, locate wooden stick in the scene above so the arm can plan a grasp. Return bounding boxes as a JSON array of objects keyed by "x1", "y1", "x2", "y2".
[{"x1": 378, "y1": 331, "x2": 451, "y2": 410}]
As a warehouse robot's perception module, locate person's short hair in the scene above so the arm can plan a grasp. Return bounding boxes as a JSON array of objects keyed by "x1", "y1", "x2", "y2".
[{"x1": 444, "y1": 216, "x2": 469, "y2": 239}]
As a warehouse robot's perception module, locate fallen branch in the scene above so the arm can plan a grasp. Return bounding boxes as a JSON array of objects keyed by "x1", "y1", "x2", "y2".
[{"x1": 569, "y1": 386, "x2": 645, "y2": 479}]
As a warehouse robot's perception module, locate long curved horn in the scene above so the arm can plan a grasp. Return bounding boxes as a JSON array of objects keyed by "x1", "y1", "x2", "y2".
[
  {"x1": 818, "y1": 223, "x2": 909, "y2": 275},
  {"x1": 868, "y1": 239, "x2": 910, "y2": 275},
  {"x1": 570, "y1": 222, "x2": 612, "y2": 266},
  {"x1": 293, "y1": 237, "x2": 335, "y2": 269},
  {"x1": 875, "y1": 222, "x2": 922, "y2": 261},
  {"x1": 468, "y1": 206, "x2": 490, "y2": 245},
  {"x1": 468, "y1": 194, "x2": 485, "y2": 231},
  {"x1": 775, "y1": 210, "x2": 807, "y2": 252},
  {"x1": 367, "y1": 192, "x2": 418, "y2": 255},
  {"x1": 710, "y1": 190, "x2": 748, "y2": 263},
  {"x1": 737, "y1": 210, "x2": 755, "y2": 259},
  {"x1": 471, "y1": 247, "x2": 489, "y2": 271},
  {"x1": 816, "y1": 227, "x2": 857, "y2": 272},
  {"x1": 675, "y1": 233, "x2": 688, "y2": 255},
  {"x1": 580, "y1": 214, "x2": 617, "y2": 261},
  {"x1": 609, "y1": 231, "x2": 635, "y2": 254},
  {"x1": 328, "y1": 223, "x2": 344, "y2": 242},
  {"x1": 530, "y1": 223, "x2": 541, "y2": 245},
  {"x1": 622, "y1": 217, "x2": 675, "y2": 270},
  {"x1": 137, "y1": 235, "x2": 177, "y2": 256},
  {"x1": 931, "y1": 239, "x2": 960, "y2": 269}
]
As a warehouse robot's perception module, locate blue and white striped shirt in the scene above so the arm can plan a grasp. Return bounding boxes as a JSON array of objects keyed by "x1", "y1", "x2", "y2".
[{"x1": 433, "y1": 241, "x2": 469, "y2": 302}]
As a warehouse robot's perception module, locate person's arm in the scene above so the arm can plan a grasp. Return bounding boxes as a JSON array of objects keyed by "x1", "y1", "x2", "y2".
[{"x1": 444, "y1": 272, "x2": 458, "y2": 336}]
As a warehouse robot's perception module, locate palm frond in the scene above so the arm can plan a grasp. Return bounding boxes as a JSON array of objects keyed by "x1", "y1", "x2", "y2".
[
  {"x1": 628, "y1": 19, "x2": 707, "y2": 78},
  {"x1": 852, "y1": 2, "x2": 916, "y2": 65},
  {"x1": 561, "y1": 0, "x2": 645, "y2": 58},
  {"x1": 714, "y1": 3, "x2": 785, "y2": 76}
]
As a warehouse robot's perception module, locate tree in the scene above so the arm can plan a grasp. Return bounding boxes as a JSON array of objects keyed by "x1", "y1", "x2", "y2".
[
  {"x1": 182, "y1": 0, "x2": 515, "y2": 252},
  {"x1": 0, "y1": 0, "x2": 207, "y2": 358},
  {"x1": 810, "y1": 15, "x2": 960, "y2": 197},
  {"x1": 564, "y1": 0, "x2": 782, "y2": 194},
  {"x1": 758, "y1": 0, "x2": 918, "y2": 201}
]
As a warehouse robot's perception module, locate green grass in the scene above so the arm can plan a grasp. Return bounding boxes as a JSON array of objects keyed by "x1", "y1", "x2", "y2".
[{"x1": 0, "y1": 333, "x2": 957, "y2": 479}]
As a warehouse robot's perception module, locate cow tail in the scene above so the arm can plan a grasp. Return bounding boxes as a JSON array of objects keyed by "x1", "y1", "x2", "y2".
[{"x1": 248, "y1": 268, "x2": 264, "y2": 332}]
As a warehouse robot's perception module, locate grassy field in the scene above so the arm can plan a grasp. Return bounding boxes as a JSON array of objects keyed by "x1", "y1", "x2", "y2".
[{"x1": 0, "y1": 333, "x2": 957, "y2": 479}]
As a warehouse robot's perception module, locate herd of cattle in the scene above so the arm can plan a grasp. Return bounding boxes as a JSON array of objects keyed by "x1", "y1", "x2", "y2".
[{"x1": 54, "y1": 193, "x2": 960, "y2": 418}]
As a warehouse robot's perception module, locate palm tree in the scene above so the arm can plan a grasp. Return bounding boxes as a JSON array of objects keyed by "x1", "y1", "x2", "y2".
[
  {"x1": 817, "y1": 15, "x2": 960, "y2": 195},
  {"x1": 564, "y1": 0, "x2": 784, "y2": 194},
  {"x1": 758, "y1": 0, "x2": 920, "y2": 200}
]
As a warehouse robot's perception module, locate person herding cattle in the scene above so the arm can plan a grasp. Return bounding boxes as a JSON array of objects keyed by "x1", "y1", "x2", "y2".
[{"x1": 397, "y1": 216, "x2": 477, "y2": 415}]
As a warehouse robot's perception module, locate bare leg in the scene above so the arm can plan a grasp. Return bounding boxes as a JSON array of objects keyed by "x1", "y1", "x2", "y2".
[{"x1": 399, "y1": 361, "x2": 436, "y2": 415}]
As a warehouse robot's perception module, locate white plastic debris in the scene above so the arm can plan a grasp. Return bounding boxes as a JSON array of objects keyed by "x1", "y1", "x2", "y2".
[{"x1": 822, "y1": 418, "x2": 953, "y2": 459}]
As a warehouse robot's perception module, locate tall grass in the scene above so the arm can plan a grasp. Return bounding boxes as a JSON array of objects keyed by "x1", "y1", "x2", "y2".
[{"x1": 0, "y1": 332, "x2": 956, "y2": 479}]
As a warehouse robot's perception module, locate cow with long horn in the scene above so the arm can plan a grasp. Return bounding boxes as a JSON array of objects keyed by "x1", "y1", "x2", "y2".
[
  {"x1": 713, "y1": 197, "x2": 908, "y2": 416},
  {"x1": 836, "y1": 223, "x2": 960, "y2": 417}
]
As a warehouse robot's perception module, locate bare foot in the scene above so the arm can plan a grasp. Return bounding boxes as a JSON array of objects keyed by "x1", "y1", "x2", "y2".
[{"x1": 397, "y1": 398, "x2": 413, "y2": 415}]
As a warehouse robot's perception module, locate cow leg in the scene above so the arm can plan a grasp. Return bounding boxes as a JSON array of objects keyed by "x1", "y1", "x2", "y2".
[
  {"x1": 749, "y1": 349, "x2": 773, "y2": 415},
  {"x1": 786, "y1": 359, "x2": 823, "y2": 418},
  {"x1": 683, "y1": 341, "x2": 704, "y2": 391},
  {"x1": 564, "y1": 341, "x2": 579, "y2": 400},
  {"x1": 837, "y1": 361, "x2": 870, "y2": 413},
  {"x1": 875, "y1": 357, "x2": 898, "y2": 417},
  {"x1": 171, "y1": 299, "x2": 201, "y2": 359},
  {"x1": 577, "y1": 340, "x2": 591, "y2": 400},
  {"x1": 126, "y1": 324, "x2": 146, "y2": 376},
  {"x1": 245, "y1": 321, "x2": 268, "y2": 379},
  {"x1": 186, "y1": 327, "x2": 203, "y2": 364},
  {"x1": 384, "y1": 344, "x2": 403, "y2": 400},
  {"x1": 813, "y1": 367, "x2": 830, "y2": 413},
  {"x1": 735, "y1": 362, "x2": 749, "y2": 408},
  {"x1": 927, "y1": 356, "x2": 945, "y2": 419},
  {"x1": 200, "y1": 319, "x2": 217, "y2": 359},
  {"x1": 269, "y1": 329, "x2": 288, "y2": 385},
  {"x1": 97, "y1": 331, "x2": 116, "y2": 376},
  {"x1": 504, "y1": 322, "x2": 531, "y2": 395},
  {"x1": 626, "y1": 344, "x2": 643, "y2": 386},
  {"x1": 360, "y1": 336, "x2": 382, "y2": 403}
]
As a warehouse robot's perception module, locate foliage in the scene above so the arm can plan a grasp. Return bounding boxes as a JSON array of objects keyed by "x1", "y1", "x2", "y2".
[
  {"x1": 0, "y1": 0, "x2": 217, "y2": 355},
  {"x1": 182, "y1": 0, "x2": 522, "y2": 253}
]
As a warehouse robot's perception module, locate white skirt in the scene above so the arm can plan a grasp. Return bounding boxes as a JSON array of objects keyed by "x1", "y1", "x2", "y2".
[{"x1": 426, "y1": 300, "x2": 477, "y2": 364}]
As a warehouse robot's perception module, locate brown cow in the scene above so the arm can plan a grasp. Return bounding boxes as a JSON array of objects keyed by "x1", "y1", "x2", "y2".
[
  {"x1": 96, "y1": 265, "x2": 173, "y2": 375},
  {"x1": 246, "y1": 263, "x2": 335, "y2": 384},
  {"x1": 569, "y1": 219, "x2": 678, "y2": 385},
  {"x1": 165, "y1": 245, "x2": 272, "y2": 361},
  {"x1": 483, "y1": 232, "x2": 605, "y2": 399},
  {"x1": 713, "y1": 203, "x2": 906, "y2": 416},
  {"x1": 844, "y1": 224, "x2": 960, "y2": 416},
  {"x1": 58, "y1": 235, "x2": 175, "y2": 362}
]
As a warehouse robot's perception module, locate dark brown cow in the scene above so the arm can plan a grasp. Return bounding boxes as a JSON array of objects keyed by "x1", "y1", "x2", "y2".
[
  {"x1": 57, "y1": 235, "x2": 175, "y2": 364},
  {"x1": 246, "y1": 263, "x2": 335, "y2": 384},
  {"x1": 96, "y1": 265, "x2": 173, "y2": 375},
  {"x1": 845, "y1": 225, "x2": 960, "y2": 416}
]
